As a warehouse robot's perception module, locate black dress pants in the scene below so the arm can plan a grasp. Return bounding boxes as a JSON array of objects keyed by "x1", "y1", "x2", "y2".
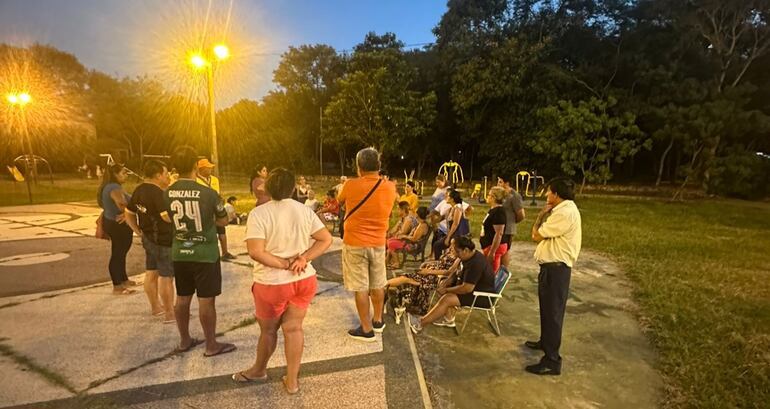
[{"x1": 538, "y1": 262, "x2": 572, "y2": 363}]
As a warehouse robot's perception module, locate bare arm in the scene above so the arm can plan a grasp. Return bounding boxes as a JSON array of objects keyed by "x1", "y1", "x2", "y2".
[
  {"x1": 405, "y1": 223, "x2": 428, "y2": 242},
  {"x1": 445, "y1": 281, "x2": 475, "y2": 295},
  {"x1": 123, "y1": 209, "x2": 141, "y2": 235},
  {"x1": 288, "y1": 227, "x2": 333, "y2": 274},
  {"x1": 398, "y1": 218, "x2": 413, "y2": 236},
  {"x1": 515, "y1": 208, "x2": 526, "y2": 223},
  {"x1": 444, "y1": 208, "x2": 461, "y2": 244},
  {"x1": 215, "y1": 215, "x2": 229, "y2": 227},
  {"x1": 247, "y1": 239, "x2": 291, "y2": 269},
  {"x1": 109, "y1": 188, "x2": 129, "y2": 211},
  {"x1": 487, "y1": 224, "x2": 505, "y2": 260}
]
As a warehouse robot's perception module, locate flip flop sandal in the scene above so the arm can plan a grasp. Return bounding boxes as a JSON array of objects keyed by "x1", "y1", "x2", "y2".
[
  {"x1": 162, "y1": 318, "x2": 176, "y2": 324},
  {"x1": 282, "y1": 376, "x2": 299, "y2": 394},
  {"x1": 113, "y1": 288, "x2": 136, "y2": 295},
  {"x1": 203, "y1": 343, "x2": 237, "y2": 357},
  {"x1": 231, "y1": 372, "x2": 268, "y2": 383},
  {"x1": 174, "y1": 337, "x2": 202, "y2": 353},
  {"x1": 153, "y1": 311, "x2": 165, "y2": 316}
]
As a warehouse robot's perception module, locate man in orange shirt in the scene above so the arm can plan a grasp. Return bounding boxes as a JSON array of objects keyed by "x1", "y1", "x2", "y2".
[{"x1": 337, "y1": 148, "x2": 398, "y2": 341}]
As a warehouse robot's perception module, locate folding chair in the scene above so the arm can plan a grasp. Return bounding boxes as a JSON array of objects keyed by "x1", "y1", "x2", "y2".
[{"x1": 456, "y1": 266, "x2": 511, "y2": 336}]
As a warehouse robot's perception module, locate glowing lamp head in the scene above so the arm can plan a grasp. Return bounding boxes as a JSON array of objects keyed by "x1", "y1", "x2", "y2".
[
  {"x1": 5, "y1": 92, "x2": 30, "y2": 106},
  {"x1": 189, "y1": 53, "x2": 208, "y2": 69},
  {"x1": 213, "y1": 44, "x2": 230, "y2": 60}
]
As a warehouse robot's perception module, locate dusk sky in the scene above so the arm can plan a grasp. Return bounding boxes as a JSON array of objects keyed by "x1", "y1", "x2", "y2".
[{"x1": 0, "y1": 0, "x2": 448, "y2": 106}]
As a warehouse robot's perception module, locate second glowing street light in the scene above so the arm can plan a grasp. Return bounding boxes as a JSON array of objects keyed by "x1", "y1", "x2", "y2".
[{"x1": 189, "y1": 44, "x2": 229, "y2": 175}]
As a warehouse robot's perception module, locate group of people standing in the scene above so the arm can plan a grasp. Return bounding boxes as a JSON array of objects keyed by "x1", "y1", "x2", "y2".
[
  {"x1": 96, "y1": 144, "x2": 582, "y2": 395},
  {"x1": 97, "y1": 146, "x2": 337, "y2": 393}
]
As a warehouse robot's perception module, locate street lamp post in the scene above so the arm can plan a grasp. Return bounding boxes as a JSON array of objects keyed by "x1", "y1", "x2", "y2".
[
  {"x1": 6, "y1": 92, "x2": 35, "y2": 203},
  {"x1": 190, "y1": 44, "x2": 229, "y2": 176}
]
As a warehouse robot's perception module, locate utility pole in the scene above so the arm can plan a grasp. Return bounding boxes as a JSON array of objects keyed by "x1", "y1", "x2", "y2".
[
  {"x1": 206, "y1": 66, "x2": 219, "y2": 176},
  {"x1": 319, "y1": 106, "x2": 323, "y2": 176}
]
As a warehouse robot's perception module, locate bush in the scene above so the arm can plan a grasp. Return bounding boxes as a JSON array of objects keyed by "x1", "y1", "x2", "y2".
[{"x1": 708, "y1": 149, "x2": 770, "y2": 200}]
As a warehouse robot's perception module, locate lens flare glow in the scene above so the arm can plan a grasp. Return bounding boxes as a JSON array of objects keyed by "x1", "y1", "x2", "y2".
[
  {"x1": 189, "y1": 53, "x2": 208, "y2": 69},
  {"x1": 213, "y1": 44, "x2": 230, "y2": 60},
  {"x1": 136, "y1": 0, "x2": 268, "y2": 108},
  {"x1": 1, "y1": 45, "x2": 86, "y2": 160},
  {"x1": 18, "y1": 92, "x2": 31, "y2": 105}
]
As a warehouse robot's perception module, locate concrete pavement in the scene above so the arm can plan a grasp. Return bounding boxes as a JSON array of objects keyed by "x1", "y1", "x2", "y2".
[{"x1": 0, "y1": 202, "x2": 663, "y2": 408}]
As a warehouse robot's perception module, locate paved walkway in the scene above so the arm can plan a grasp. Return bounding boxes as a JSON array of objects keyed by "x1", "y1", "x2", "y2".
[{"x1": 0, "y1": 203, "x2": 662, "y2": 408}]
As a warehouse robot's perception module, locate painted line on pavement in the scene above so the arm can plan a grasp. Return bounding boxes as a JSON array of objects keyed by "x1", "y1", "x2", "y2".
[
  {"x1": 404, "y1": 318, "x2": 433, "y2": 409},
  {"x1": 0, "y1": 216, "x2": 93, "y2": 239}
]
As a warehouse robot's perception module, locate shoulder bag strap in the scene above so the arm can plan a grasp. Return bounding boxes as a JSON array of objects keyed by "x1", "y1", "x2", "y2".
[{"x1": 344, "y1": 178, "x2": 383, "y2": 222}]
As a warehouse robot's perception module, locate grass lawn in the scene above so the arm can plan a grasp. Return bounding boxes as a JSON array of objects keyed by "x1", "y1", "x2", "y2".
[
  {"x1": 573, "y1": 196, "x2": 770, "y2": 408},
  {"x1": 1, "y1": 176, "x2": 767, "y2": 407}
]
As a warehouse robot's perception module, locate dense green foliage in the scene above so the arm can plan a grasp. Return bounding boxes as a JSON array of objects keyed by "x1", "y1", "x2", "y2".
[{"x1": 2, "y1": 1, "x2": 770, "y2": 195}]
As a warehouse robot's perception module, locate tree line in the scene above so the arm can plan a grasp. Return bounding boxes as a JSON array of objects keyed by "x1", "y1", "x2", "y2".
[{"x1": 2, "y1": 1, "x2": 769, "y2": 199}]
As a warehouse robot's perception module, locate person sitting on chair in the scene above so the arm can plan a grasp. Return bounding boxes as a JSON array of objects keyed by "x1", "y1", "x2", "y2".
[
  {"x1": 304, "y1": 190, "x2": 319, "y2": 212},
  {"x1": 315, "y1": 189, "x2": 340, "y2": 222},
  {"x1": 224, "y1": 196, "x2": 242, "y2": 225},
  {"x1": 388, "y1": 201, "x2": 417, "y2": 240},
  {"x1": 408, "y1": 236, "x2": 495, "y2": 333},
  {"x1": 387, "y1": 239, "x2": 461, "y2": 319},
  {"x1": 386, "y1": 206, "x2": 430, "y2": 269}
]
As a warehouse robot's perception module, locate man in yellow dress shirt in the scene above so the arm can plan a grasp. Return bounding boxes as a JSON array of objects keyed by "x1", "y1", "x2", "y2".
[{"x1": 526, "y1": 177, "x2": 582, "y2": 376}]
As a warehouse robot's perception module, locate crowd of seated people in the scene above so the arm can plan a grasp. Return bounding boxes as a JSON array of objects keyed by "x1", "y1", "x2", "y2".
[{"x1": 386, "y1": 181, "x2": 527, "y2": 333}]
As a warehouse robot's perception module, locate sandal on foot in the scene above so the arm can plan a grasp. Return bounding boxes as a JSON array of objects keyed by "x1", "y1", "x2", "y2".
[
  {"x1": 113, "y1": 287, "x2": 136, "y2": 295},
  {"x1": 232, "y1": 371, "x2": 268, "y2": 383},
  {"x1": 174, "y1": 337, "x2": 202, "y2": 353},
  {"x1": 204, "y1": 342, "x2": 237, "y2": 357},
  {"x1": 282, "y1": 376, "x2": 299, "y2": 394}
]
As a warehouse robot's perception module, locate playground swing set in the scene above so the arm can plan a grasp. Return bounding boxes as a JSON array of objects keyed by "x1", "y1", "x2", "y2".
[{"x1": 399, "y1": 159, "x2": 546, "y2": 205}]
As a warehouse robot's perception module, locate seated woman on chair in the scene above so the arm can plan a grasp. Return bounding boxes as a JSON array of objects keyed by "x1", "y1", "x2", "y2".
[
  {"x1": 388, "y1": 201, "x2": 417, "y2": 240},
  {"x1": 315, "y1": 189, "x2": 340, "y2": 222},
  {"x1": 386, "y1": 206, "x2": 430, "y2": 269},
  {"x1": 387, "y1": 238, "x2": 461, "y2": 316},
  {"x1": 407, "y1": 236, "x2": 496, "y2": 333}
]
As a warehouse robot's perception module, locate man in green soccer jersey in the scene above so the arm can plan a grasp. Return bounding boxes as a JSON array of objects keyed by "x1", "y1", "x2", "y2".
[{"x1": 167, "y1": 146, "x2": 236, "y2": 357}]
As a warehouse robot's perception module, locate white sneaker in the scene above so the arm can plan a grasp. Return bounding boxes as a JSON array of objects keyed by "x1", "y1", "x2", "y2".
[
  {"x1": 432, "y1": 316, "x2": 456, "y2": 328},
  {"x1": 407, "y1": 313, "x2": 423, "y2": 334}
]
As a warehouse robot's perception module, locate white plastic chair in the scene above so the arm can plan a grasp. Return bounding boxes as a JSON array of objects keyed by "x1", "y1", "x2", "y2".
[{"x1": 456, "y1": 266, "x2": 511, "y2": 336}]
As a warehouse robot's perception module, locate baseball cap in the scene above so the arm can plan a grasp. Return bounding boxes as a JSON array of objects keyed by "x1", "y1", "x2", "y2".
[{"x1": 197, "y1": 158, "x2": 215, "y2": 168}]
